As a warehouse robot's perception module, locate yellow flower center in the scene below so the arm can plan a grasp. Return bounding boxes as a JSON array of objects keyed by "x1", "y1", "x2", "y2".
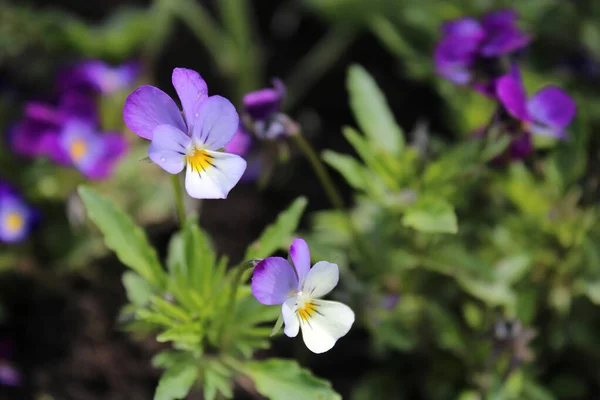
[
  {"x1": 4, "y1": 212, "x2": 24, "y2": 234},
  {"x1": 297, "y1": 301, "x2": 318, "y2": 321},
  {"x1": 70, "y1": 139, "x2": 88, "y2": 162},
  {"x1": 186, "y1": 148, "x2": 213, "y2": 172}
]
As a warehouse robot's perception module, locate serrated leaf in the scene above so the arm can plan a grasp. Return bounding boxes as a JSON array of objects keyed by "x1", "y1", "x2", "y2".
[
  {"x1": 156, "y1": 324, "x2": 203, "y2": 345},
  {"x1": 402, "y1": 197, "x2": 458, "y2": 234},
  {"x1": 151, "y1": 296, "x2": 192, "y2": 322},
  {"x1": 244, "y1": 197, "x2": 308, "y2": 260},
  {"x1": 78, "y1": 186, "x2": 165, "y2": 287},
  {"x1": 122, "y1": 271, "x2": 155, "y2": 306},
  {"x1": 154, "y1": 362, "x2": 199, "y2": 400},
  {"x1": 236, "y1": 359, "x2": 341, "y2": 400},
  {"x1": 347, "y1": 64, "x2": 404, "y2": 155}
]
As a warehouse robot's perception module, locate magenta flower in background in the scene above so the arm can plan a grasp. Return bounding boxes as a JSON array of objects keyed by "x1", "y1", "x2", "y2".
[
  {"x1": 0, "y1": 182, "x2": 36, "y2": 244},
  {"x1": 59, "y1": 119, "x2": 128, "y2": 180},
  {"x1": 496, "y1": 65, "x2": 576, "y2": 140},
  {"x1": 435, "y1": 9, "x2": 531, "y2": 89},
  {"x1": 251, "y1": 238, "x2": 355, "y2": 354},
  {"x1": 60, "y1": 60, "x2": 141, "y2": 95},
  {"x1": 123, "y1": 68, "x2": 246, "y2": 199}
]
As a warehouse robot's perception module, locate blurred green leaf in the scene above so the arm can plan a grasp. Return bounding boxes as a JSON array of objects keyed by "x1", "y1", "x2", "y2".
[
  {"x1": 236, "y1": 359, "x2": 341, "y2": 400},
  {"x1": 122, "y1": 271, "x2": 155, "y2": 306},
  {"x1": 78, "y1": 186, "x2": 166, "y2": 288},
  {"x1": 347, "y1": 64, "x2": 405, "y2": 155},
  {"x1": 244, "y1": 197, "x2": 308, "y2": 260},
  {"x1": 154, "y1": 362, "x2": 199, "y2": 400},
  {"x1": 402, "y1": 197, "x2": 458, "y2": 234}
]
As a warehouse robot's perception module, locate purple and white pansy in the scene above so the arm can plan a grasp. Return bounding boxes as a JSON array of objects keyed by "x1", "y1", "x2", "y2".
[
  {"x1": 0, "y1": 182, "x2": 36, "y2": 244},
  {"x1": 251, "y1": 238, "x2": 355, "y2": 354},
  {"x1": 123, "y1": 68, "x2": 247, "y2": 199}
]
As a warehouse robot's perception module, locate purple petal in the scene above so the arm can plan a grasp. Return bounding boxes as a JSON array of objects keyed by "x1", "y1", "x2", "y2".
[
  {"x1": 243, "y1": 79, "x2": 286, "y2": 121},
  {"x1": 442, "y1": 17, "x2": 485, "y2": 40},
  {"x1": 480, "y1": 10, "x2": 530, "y2": 56},
  {"x1": 172, "y1": 68, "x2": 209, "y2": 125},
  {"x1": 496, "y1": 73, "x2": 530, "y2": 122},
  {"x1": 191, "y1": 95, "x2": 239, "y2": 150},
  {"x1": 527, "y1": 86, "x2": 576, "y2": 130},
  {"x1": 251, "y1": 257, "x2": 298, "y2": 305},
  {"x1": 0, "y1": 194, "x2": 35, "y2": 244},
  {"x1": 123, "y1": 85, "x2": 186, "y2": 140},
  {"x1": 289, "y1": 238, "x2": 311, "y2": 286},
  {"x1": 60, "y1": 119, "x2": 106, "y2": 175},
  {"x1": 39, "y1": 132, "x2": 72, "y2": 166},
  {"x1": 148, "y1": 125, "x2": 190, "y2": 174},
  {"x1": 224, "y1": 126, "x2": 252, "y2": 157},
  {"x1": 59, "y1": 60, "x2": 140, "y2": 94},
  {"x1": 509, "y1": 134, "x2": 533, "y2": 160},
  {"x1": 434, "y1": 36, "x2": 478, "y2": 84},
  {"x1": 84, "y1": 134, "x2": 129, "y2": 180},
  {"x1": 481, "y1": 9, "x2": 519, "y2": 29}
]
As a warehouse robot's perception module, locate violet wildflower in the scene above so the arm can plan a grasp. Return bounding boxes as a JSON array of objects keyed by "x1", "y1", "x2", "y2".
[
  {"x1": 123, "y1": 68, "x2": 246, "y2": 199},
  {"x1": 435, "y1": 10, "x2": 531, "y2": 90},
  {"x1": 0, "y1": 182, "x2": 36, "y2": 244},
  {"x1": 251, "y1": 238, "x2": 355, "y2": 354},
  {"x1": 60, "y1": 60, "x2": 140, "y2": 95},
  {"x1": 496, "y1": 65, "x2": 576, "y2": 140},
  {"x1": 59, "y1": 119, "x2": 128, "y2": 180},
  {"x1": 242, "y1": 79, "x2": 288, "y2": 139}
]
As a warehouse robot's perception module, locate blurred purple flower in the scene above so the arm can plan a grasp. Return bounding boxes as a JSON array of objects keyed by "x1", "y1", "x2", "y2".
[
  {"x1": 59, "y1": 119, "x2": 128, "y2": 180},
  {"x1": 496, "y1": 65, "x2": 576, "y2": 140},
  {"x1": 60, "y1": 60, "x2": 141, "y2": 95},
  {"x1": 435, "y1": 9, "x2": 530, "y2": 89},
  {"x1": 242, "y1": 79, "x2": 289, "y2": 139},
  {"x1": 0, "y1": 182, "x2": 36, "y2": 244}
]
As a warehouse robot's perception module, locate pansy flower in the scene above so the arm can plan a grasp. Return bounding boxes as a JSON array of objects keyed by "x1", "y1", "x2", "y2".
[
  {"x1": 60, "y1": 60, "x2": 141, "y2": 95},
  {"x1": 242, "y1": 79, "x2": 287, "y2": 139},
  {"x1": 251, "y1": 238, "x2": 355, "y2": 354},
  {"x1": 496, "y1": 65, "x2": 576, "y2": 140},
  {"x1": 435, "y1": 9, "x2": 531, "y2": 89},
  {"x1": 0, "y1": 183, "x2": 36, "y2": 244},
  {"x1": 123, "y1": 68, "x2": 246, "y2": 199},
  {"x1": 59, "y1": 119, "x2": 128, "y2": 180}
]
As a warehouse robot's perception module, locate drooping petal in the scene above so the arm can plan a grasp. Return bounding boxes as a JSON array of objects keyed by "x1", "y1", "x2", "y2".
[
  {"x1": 184, "y1": 150, "x2": 246, "y2": 199},
  {"x1": 282, "y1": 297, "x2": 300, "y2": 337},
  {"x1": 496, "y1": 74, "x2": 530, "y2": 122},
  {"x1": 242, "y1": 79, "x2": 286, "y2": 122},
  {"x1": 191, "y1": 95, "x2": 239, "y2": 150},
  {"x1": 123, "y1": 85, "x2": 186, "y2": 140},
  {"x1": 527, "y1": 86, "x2": 576, "y2": 130},
  {"x1": 302, "y1": 261, "x2": 339, "y2": 299},
  {"x1": 299, "y1": 300, "x2": 354, "y2": 354},
  {"x1": 148, "y1": 124, "x2": 191, "y2": 174},
  {"x1": 289, "y1": 238, "x2": 311, "y2": 286},
  {"x1": 251, "y1": 257, "x2": 298, "y2": 305},
  {"x1": 172, "y1": 68, "x2": 209, "y2": 125}
]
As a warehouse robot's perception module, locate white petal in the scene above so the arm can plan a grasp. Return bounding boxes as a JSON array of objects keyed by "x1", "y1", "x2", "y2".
[
  {"x1": 184, "y1": 151, "x2": 247, "y2": 199},
  {"x1": 302, "y1": 261, "x2": 339, "y2": 298},
  {"x1": 282, "y1": 298, "x2": 299, "y2": 337},
  {"x1": 300, "y1": 300, "x2": 354, "y2": 354}
]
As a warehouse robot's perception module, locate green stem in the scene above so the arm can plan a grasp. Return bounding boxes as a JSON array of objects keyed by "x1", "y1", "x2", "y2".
[
  {"x1": 292, "y1": 133, "x2": 345, "y2": 210},
  {"x1": 284, "y1": 24, "x2": 358, "y2": 109},
  {"x1": 170, "y1": 174, "x2": 186, "y2": 225},
  {"x1": 219, "y1": 262, "x2": 255, "y2": 349}
]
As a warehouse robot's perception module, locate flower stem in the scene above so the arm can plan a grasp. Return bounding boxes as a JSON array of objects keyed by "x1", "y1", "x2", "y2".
[
  {"x1": 170, "y1": 174, "x2": 186, "y2": 225},
  {"x1": 292, "y1": 133, "x2": 345, "y2": 210},
  {"x1": 219, "y1": 262, "x2": 256, "y2": 349}
]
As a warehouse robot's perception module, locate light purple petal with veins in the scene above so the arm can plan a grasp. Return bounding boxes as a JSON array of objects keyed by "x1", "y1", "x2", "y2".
[
  {"x1": 251, "y1": 257, "x2": 298, "y2": 305},
  {"x1": 191, "y1": 95, "x2": 239, "y2": 150},
  {"x1": 527, "y1": 86, "x2": 576, "y2": 130},
  {"x1": 172, "y1": 68, "x2": 209, "y2": 126},
  {"x1": 148, "y1": 124, "x2": 191, "y2": 174},
  {"x1": 289, "y1": 238, "x2": 311, "y2": 287},
  {"x1": 123, "y1": 85, "x2": 186, "y2": 140}
]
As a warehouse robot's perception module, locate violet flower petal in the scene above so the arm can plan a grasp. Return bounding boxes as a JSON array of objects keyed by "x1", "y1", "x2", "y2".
[
  {"x1": 243, "y1": 79, "x2": 285, "y2": 121},
  {"x1": 148, "y1": 124, "x2": 191, "y2": 174},
  {"x1": 172, "y1": 68, "x2": 209, "y2": 125},
  {"x1": 289, "y1": 238, "x2": 311, "y2": 287},
  {"x1": 496, "y1": 74, "x2": 530, "y2": 122},
  {"x1": 84, "y1": 134, "x2": 129, "y2": 180},
  {"x1": 191, "y1": 95, "x2": 239, "y2": 150},
  {"x1": 251, "y1": 257, "x2": 298, "y2": 305},
  {"x1": 123, "y1": 85, "x2": 186, "y2": 140},
  {"x1": 527, "y1": 86, "x2": 576, "y2": 130}
]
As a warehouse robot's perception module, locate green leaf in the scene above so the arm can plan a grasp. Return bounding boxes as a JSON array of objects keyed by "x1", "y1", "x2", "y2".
[
  {"x1": 347, "y1": 64, "x2": 404, "y2": 155},
  {"x1": 244, "y1": 197, "x2": 308, "y2": 260},
  {"x1": 182, "y1": 221, "x2": 217, "y2": 296},
  {"x1": 154, "y1": 362, "x2": 199, "y2": 400},
  {"x1": 78, "y1": 186, "x2": 165, "y2": 287},
  {"x1": 236, "y1": 359, "x2": 341, "y2": 400},
  {"x1": 322, "y1": 150, "x2": 370, "y2": 190},
  {"x1": 156, "y1": 324, "x2": 203, "y2": 345},
  {"x1": 402, "y1": 197, "x2": 458, "y2": 234},
  {"x1": 122, "y1": 271, "x2": 155, "y2": 306},
  {"x1": 494, "y1": 254, "x2": 531, "y2": 284},
  {"x1": 271, "y1": 313, "x2": 284, "y2": 337}
]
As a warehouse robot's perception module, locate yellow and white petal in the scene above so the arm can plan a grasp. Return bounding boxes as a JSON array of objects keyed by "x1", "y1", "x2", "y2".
[
  {"x1": 299, "y1": 299, "x2": 354, "y2": 354},
  {"x1": 302, "y1": 261, "x2": 339, "y2": 298},
  {"x1": 281, "y1": 298, "x2": 300, "y2": 337},
  {"x1": 184, "y1": 150, "x2": 247, "y2": 199}
]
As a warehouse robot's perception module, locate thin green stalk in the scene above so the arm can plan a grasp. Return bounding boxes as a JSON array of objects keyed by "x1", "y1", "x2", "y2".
[
  {"x1": 170, "y1": 174, "x2": 186, "y2": 226},
  {"x1": 219, "y1": 262, "x2": 255, "y2": 349},
  {"x1": 284, "y1": 24, "x2": 358, "y2": 109},
  {"x1": 292, "y1": 133, "x2": 345, "y2": 210}
]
